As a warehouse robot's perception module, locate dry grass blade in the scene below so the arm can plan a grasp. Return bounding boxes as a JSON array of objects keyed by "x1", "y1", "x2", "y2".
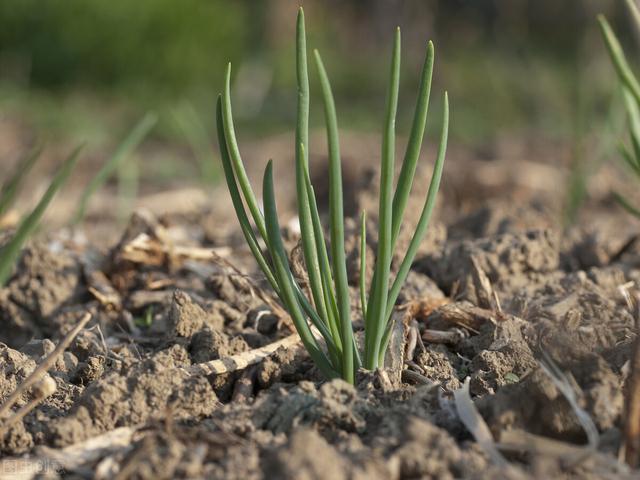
[
  {"x1": 453, "y1": 377, "x2": 509, "y2": 467},
  {"x1": 539, "y1": 351, "x2": 599, "y2": 449},
  {"x1": 498, "y1": 429, "x2": 626, "y2": 472}
]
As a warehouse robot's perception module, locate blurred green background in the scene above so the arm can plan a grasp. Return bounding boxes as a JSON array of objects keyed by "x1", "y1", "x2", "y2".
[{"x1": 0, "y1": 0, "x2": 636, "y2": 188}]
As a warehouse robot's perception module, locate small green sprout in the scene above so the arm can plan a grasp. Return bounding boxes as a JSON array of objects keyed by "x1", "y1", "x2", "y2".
[
  {"x1": 598, "y1": 5, "x2": 640, "y2": 218},
  {"x1": 216, "y1": 8, "x2": 449, "y2": 383},
  {"x1": 135, "y1": 306, "x2": 154, "y2": 328}
]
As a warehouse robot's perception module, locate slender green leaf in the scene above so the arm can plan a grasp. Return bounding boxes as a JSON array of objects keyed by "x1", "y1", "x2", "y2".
[
  {"x1": 365, "y1": 27, "x2": 401, "y2": 369},
  {"x1": 0, "y1": 146, "x2": 42, "y2": 219},
  {"x1": 300, "y1": 145, "x2": 342, "y2": 352},
  {"x1": 391, "y1": 41, "x2": 434, "y2": 248},
  {"x1": 379, "y1": 92, "x2": 449, "y2": 363},
  {"x1": 359, "y1": 210, "x2": 367, "y2": 320},
  {"x1": 301, "y1": 153, "x2": 362, "y2": 368},
  {"x1": 262, "y1": 160, "x2": 338, "y2": 378},
  {"x1": 314, "y1": 49, "x2": 354, "y2": 383},
  {"x1": 218, "y1": 99, "x2": 340, "y2": 366},
  {"x1": 622, "y1": 88, "x2": 640, "y2": 169},
  {"x1": 598, "y1": 15, "x2": 640, "y2": 104},
  {"x1": 222, "y1": 63, "x2": 268, "y2": 240},
  {"x1": 295, "y1": 10, "x2": 330, "y2": 328},
  {"x1": 0, "y1": 146, "x2": 81, "y2": 285},
  {"x1": 626, "y1": 0, "x2": 640, "y2": 31},
  {"x1": 216, "y1": 96, "x2": 279, "y2": 291}
]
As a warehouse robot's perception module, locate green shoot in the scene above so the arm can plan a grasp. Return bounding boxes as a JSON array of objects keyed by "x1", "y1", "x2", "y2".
[
  {"x1": 599, "y1": 12, "x2": 640, "y2": 218},
  {"x1": 0, "y1": 146, "x2": 42, "y2": 219},
  {"x1": 72, "y1": 112, "x2": 157, "y2": 225},
  {"x1": 0, "y1": 146, "x2": 82, "y2": 285},
  {"x1": 217, "y1": 8, "x2": 448, "y2": 383},
  {"x1": 359, "y1": 211, "x2": 367, "y2": 320}
]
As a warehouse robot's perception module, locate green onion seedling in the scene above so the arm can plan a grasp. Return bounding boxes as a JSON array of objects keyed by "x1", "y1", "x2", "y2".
[{"x1": 217, "y1": 8, "x2": 448, "y2": 383}]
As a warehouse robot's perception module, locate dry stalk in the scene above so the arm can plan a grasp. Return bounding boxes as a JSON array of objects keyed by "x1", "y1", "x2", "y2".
[
  {"x1": 0, "y1": 312, "x2": 91, "y2": 421},
  {"x1": 0, "y1": 376, "x2": 57, "y2": 436},
  {"x1": 453, "y1": 378, "x2": 509, "y2": 468},
  {"x1": 469, "y1": 255, "x2": 501, "y2": 312},
  {"x1": 188, "y1": 331, "x2": 307, "y2": 377},
  {"x1": 621, "y1": 284, "x2": 640, "y2": 467},
  {"x1": 422, "y1": 328, "x2": 467, "y2": 345}
]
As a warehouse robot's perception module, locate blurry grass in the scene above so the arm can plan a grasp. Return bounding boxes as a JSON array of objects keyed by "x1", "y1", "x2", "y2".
[
  {"x1": 0, "y1": 146, "x2": 42, "y2": 218},
  {"x1": 0, "y1": 48, "x2": 614, "y2": 152},
  {"x1": 72, "y1": 113, "x2": 157, "y2": 225},
  {"x1": 0, "y1": 146, "x2": 81, "y2": 285},
  {"x1": 171, "y1": 102, "x2": 221, "y2": 187},
  {"x1": 0, "y1": 2, "x2": 625, "y2": 195},
  {"x1": 117, "y1": 152, "x2": 139, "y2": 225},
  {"x1": 0, "y1": 0, "x2": 246, "y2": 95}
]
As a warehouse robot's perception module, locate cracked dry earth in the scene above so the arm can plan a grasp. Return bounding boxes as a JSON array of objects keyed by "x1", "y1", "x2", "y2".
[{"x1": 0, "y1": 147, "x2": 639, "y2": 479}]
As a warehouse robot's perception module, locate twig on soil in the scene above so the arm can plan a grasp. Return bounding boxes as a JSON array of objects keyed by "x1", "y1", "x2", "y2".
[
  {"x1": 37, "y1": 426, "x2": 137, "y2": 471},
  {"x1": 422, "y1": 328, "x2": 468, "y2": 346},
  {"x1": 89, "y1": 323, "x2": 110, "y2": 358},
  {"x1": 0, "y1": 376, "x2": 56, "y2": 436},
  {"x1": 401, "y1": 369, "x2": 438, "y2": 387},
  {"x1": 0, "y1": 312, "x2": 92, "y2": 421},
  {"x1": 187, "y1": 331, "x2": 308, "y2": 377}
]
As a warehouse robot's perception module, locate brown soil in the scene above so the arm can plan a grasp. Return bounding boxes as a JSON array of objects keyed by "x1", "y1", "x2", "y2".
[{"x1": 0, "y1": 134, "x2": 639, "y2": 479}]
